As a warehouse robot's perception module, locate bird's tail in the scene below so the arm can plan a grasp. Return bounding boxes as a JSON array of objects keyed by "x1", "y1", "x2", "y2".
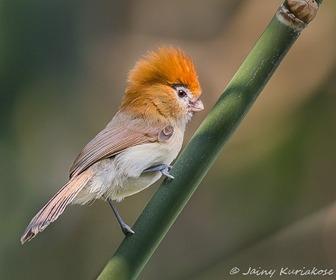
[{"x1": 20, "y1": 172, "x2": 91, "y2": 244}]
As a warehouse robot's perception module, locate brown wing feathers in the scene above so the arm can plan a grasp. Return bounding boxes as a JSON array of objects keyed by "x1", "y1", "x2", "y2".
[
  {"x1": 69, "y1": 119, "x2": 167, "y2": 178},
  {"x1": 20, "y1": 172, "x2": 91, "y2": 244}
]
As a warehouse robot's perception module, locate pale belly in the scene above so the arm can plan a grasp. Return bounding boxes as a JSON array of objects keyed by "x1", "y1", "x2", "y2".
[
  {"x1": 112, "y1": 172, "x2": 162, "y2": 200},
  {"x1": 73, "y1": 134, "x2": 183, "y2": 204}
]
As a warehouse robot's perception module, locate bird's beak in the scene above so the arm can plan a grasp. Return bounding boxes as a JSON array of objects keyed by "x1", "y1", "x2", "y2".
[{"x1": 189, "y1": 99, "x2": 204, "y2": 112}]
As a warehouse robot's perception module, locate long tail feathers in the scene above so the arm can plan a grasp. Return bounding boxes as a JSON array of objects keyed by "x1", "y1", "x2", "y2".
[{"x1": 20, "y1": 172, "x2": 91, "y2": 244}]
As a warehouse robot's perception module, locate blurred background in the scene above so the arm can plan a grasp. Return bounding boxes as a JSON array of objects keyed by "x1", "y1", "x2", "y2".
[{"x1": 1, "y1": 0, "x2": 336, "y2": 279}]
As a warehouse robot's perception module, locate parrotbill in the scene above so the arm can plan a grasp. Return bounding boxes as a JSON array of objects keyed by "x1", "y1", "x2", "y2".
[{"x1": 21, "y1": 47, "x2": 203, "y2": 244}]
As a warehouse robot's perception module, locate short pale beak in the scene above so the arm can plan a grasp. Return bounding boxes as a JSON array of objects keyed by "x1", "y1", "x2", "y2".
[{"x1": 189, "y1": 99, "x2": 204, "y2": 112}]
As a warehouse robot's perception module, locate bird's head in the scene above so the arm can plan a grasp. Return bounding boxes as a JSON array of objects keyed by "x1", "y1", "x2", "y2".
[{"x1": 120, "y1": 47, "x2": 203, "y2": 125}]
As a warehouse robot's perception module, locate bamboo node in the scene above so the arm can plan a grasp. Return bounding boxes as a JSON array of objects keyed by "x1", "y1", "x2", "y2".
[{"x1": 277, "y1": 0, "x2": 319, "y2": 31}]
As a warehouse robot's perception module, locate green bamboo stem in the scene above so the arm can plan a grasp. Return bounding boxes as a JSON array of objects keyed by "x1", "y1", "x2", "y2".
[{"x1": 98, "y1": 1, "x2": 322, "y2": 279}]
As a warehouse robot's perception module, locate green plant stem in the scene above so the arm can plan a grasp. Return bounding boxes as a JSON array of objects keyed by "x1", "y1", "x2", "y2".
[{"x1": 98, "y1": 1, "x2": 322, "y2": 279}]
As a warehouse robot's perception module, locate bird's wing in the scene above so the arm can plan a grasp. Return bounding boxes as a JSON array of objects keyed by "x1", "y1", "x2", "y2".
[{"x1": 69, "y1": 113, "x2": 174, "y2": 178}]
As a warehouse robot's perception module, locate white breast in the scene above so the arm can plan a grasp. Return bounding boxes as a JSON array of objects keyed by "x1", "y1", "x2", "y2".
[{"x1": 73, "y1": 123, "x2": 184, "y2": 204}]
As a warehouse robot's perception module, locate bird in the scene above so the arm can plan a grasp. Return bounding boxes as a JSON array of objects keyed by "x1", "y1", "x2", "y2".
[{"x1": 20, "y1": 47, "x2": 203, "y2": 244}]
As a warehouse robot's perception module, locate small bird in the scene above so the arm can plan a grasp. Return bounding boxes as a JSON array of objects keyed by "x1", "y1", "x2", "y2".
[{"x1": 21, "y1": 47, "x2": 203, "y2": 244}]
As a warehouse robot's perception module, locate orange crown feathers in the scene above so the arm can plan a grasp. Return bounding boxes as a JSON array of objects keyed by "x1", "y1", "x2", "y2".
[{"x1": 125, "y1": 47, "x2": 201, "y2": 98}]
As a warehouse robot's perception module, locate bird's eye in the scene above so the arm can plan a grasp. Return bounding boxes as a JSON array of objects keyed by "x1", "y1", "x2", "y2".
[{"x1": 177, "y1": 89, "x2": 187, "y2": 98}]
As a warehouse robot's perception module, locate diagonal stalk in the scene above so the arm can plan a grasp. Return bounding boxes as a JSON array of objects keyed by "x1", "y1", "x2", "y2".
[{"x1": 98, "y1": 1, "x2": 323, "y2": 279}]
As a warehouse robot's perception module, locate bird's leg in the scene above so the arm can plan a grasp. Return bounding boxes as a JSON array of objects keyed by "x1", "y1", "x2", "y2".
[
  {"x1": 107, "y1": 198, "x2": 135, "y2": 236},
  {"x1": 143, "y1": 164, "x2": 174, "y2": 179}
]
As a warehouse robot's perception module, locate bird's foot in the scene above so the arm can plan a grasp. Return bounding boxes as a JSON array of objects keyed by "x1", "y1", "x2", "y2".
[
  {"x1": 107, "y1": 198, "x2": 135, "y2": 236},
  {"x1": 120, "y1": 223, "x2": 135, "y2": 236},
  {"x1": 161, "y1": 166, "x2": 174, "y2": 179},
  {"x1": 144, "y1": 164, "x2": 174, "y2": 179}
]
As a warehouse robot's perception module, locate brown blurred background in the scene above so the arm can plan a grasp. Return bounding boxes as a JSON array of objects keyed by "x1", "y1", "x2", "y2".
[{"x1": 1, "y1": 0, "x2": 336, "y2": 279}]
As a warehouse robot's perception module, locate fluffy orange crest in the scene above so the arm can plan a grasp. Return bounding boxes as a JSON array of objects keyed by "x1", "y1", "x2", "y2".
[
  {"x1": 120, "y1": 47, "x2": 201, "y2": 121},
  {"x1": 126, "y1": 47, "x2": 201, "y2": 95}
]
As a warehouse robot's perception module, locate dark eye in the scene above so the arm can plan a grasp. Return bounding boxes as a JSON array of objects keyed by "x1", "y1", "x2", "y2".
[{"x1": 177, "y1": 89, "x2": 187, "y2": 98}]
